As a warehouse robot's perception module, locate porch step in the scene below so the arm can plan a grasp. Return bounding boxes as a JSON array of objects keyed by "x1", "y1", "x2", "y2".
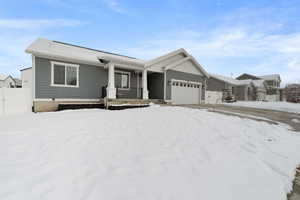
[{"x1": 58, "y1": 103, "x2": 105, "y2": 111}]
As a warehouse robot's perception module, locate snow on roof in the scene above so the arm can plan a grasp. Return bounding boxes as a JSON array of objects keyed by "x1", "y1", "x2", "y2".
[
  {"x1": 210, "y1": 74, "x2": 250, "y2": 86},
  {"x1": 26, "y1": 38, "x2": 146, "y2": 67},
  {"x1": 251, "y1": 79, "x2": 265, "y2": 88},
  {"x1": 210, "y1": 74, "x2": 268, "y2": 88},
  {"x1": 0, "y1": 74, "x2": 8, "y2": 81},
  {"x1": 258, "y1": 74, "x2": 281, "y2": 81}
]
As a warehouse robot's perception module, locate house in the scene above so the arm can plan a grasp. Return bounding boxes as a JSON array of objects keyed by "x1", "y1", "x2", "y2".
[
  {"x1": 285, "y1": 84, "x2": 300, "y2": 103},
  {"x1": 207, "y1": 74, "x2": 256, "y2": 101},
  {"x1": 25, "y1": 38, "x2": 210, "y2": 112},
  {"x1": 237, "y1": 73, "x2": 281, "y2": 101},
  {"x1": 0, "y1": 74, "x2": 22, "y2": 88},
  {"x1": 207, "y1": 73, "x2": 282, "y2": 102}
]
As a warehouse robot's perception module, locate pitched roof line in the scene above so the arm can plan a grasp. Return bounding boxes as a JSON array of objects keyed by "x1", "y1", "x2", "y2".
[{"x1": 53, "y1": 40, "x2": 137, "y2": 60}]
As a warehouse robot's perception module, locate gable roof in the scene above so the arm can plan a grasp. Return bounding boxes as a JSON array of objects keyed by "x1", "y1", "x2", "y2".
[
  {"x1": 26, "y1": 38, "x2": 145, "y2": 67},
  {"x1": 258, "y1": 74, "x2": 281, "y2": 82},
  {"x1": 145, "y1": 48, "x2": 189, "y2": 67},
  {"x1": 236, "y1": 73, "x2": 261, "y2": 80},
  {"x1": 210, "y1": 74, "x2": 267, "y2": 88},
  {"x1": 146, "y1": 48, "x2": 210, "y2": 78},
  {"x1": 210, "y1": 74, "x2": 248, "y2": 86},
  {"x1": 26, "y1": 38, "x2": 210, "y2": 77}
]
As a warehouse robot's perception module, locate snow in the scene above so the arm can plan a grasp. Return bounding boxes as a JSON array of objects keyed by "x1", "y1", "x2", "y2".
[
  {"x1": 210, "y1": 73, "x2": 245, "y2": 85},
  {"x1": 0, "y1": 106, "x2": 300, "y2": 200},
  {"x1": 292, "y1": 119, "x2": 300, "y2": 123},
  {"x1": 224, "y1": 101, "x2": 300, "y2": 114}
]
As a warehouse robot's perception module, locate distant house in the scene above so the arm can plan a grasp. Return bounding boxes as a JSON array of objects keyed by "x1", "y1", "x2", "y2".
[
  {"x1": 207, "y1": 74, "x2": 261, "y2": 101},
  {"x1": 207, "y1": 73, "x2": 280, "y2": 101},
  {"x1": 237, "y1": 73, "x2": 281, "y2": 101},
  {"x1": 285, "y1": 84, "x2": 300, "y2": 103},
  {"x1": 0, "y1": 74, "x2": 22, "y2": 88}
]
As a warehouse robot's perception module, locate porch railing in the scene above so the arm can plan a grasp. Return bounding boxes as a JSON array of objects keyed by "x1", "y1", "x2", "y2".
[{"x1": 101, "y1": 86, "x2": 143, "y2": 99}]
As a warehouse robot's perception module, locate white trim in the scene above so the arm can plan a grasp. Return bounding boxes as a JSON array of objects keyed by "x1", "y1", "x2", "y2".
[
  {"x1": 171, "y1": 79, "x2": 202, "y2": 104},
  {"x1": 145, "y1": 48, "x2": 189, "y2": 67},
  {"x1": 115, "y1": 70, "x2": 131, "y2": 90},
  {"x1": 136, "y1": 71, "x2": 140, "y2": 98},
  {"x1": 171, "y1": 79, "x2": 202, "y2": 85},
  {"x1": 28, "y1": 52, "x2": 105, "y2": 68},
  {"x1": 50, "y1": 61, "x2": 80, "y2": 88},
  {"x1": 34, "y1": 98, "x2": 100, "y2": 102},
  {"x1": 146, "y1": 48, "x2": 209, "y2": 78},
  {"x1": 32, "y1": 55, "x2": 35, "y2": 101},
  {"x1": 142, "y1": 69, "x2": 149, "y2": 99},
  {"x1": 163, "y1": 70, "x2": 166, "y2": 101}
]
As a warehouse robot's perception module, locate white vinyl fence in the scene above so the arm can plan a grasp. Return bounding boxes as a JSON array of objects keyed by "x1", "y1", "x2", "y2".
[
  {"x1": 205, "y1": 91, "x2": 223, "y2": 104},
  {"x1": 265, "y1": 95, "x2": 280, "y2": 102},
  {"x1": 0, "y1": 88, "x2": 32, "y2": 116}
]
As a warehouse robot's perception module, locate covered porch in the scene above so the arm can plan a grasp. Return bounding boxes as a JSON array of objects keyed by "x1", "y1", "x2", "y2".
[{"x1": 104, "y1": 62, "x2": 149, "y2": 100}]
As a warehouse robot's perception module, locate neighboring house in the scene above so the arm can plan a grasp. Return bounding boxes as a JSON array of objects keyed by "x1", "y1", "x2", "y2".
[
  {"x1": 0, "y1": 74, "x2": 22, "y2": 88},
  {"x1": 207, "y1": 73, "x2": 273, "y2": 101},
  {"x1": 25, "y1": 38, "x2": 210, "y2": 112},
  {"x1": 207, "y1": 73, "x2": 282, "y2": 102},
  {"x1": 237, "y1": 73, "x2": 281, "y2": 101},
  {"x1": 285, "y1": 84, "x2": 300, "y2": 103},
  {"x1": 207, "y1": 74, "x2": 256, "y2": 101}
]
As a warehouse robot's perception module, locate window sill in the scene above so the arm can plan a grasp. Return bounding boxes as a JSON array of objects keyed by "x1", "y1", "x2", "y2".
[{"x1": 50, "y1": 84, "x2": 79, "y2": 88}]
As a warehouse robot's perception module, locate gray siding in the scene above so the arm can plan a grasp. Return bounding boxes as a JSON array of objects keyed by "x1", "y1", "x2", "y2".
[
  {"x1": 235, "y1": 86, "x2": 246, "y2": 100},
  {"x1": 207, "y1": 77, "x2": 226, "y2": 92},
  {"x1": 165, "y1": 70, "x2": 206, "y2": 100},
  {"x1": 148, "y1": 72, "x2": 164, "y2": 99},
  {"x1": 35, "y1": 57, "x2": 108, "y2": 99},
  {"x1": 115, "y1": 68, "x2": 142, "y2": 99}
]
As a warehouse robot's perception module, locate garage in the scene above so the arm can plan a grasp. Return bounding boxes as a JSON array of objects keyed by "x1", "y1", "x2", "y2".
[{"x1": 171, "y1": 79, "x2": 202, "y2": 104}]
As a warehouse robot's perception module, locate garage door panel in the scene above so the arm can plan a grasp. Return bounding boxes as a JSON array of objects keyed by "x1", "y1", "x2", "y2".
[{"x1": 171, "y1": 81, "x2": 201, "y2": 104}]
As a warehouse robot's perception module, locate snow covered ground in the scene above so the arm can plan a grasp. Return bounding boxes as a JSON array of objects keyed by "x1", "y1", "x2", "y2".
[
  {"x1": 0, "y1": 106, "x2": 300, "y2": 200},
  {"x1": 223, "y1": 101, "x2": 300, "y2": 114}
]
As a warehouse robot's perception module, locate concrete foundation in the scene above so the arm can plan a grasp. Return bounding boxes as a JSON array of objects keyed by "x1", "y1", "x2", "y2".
[{"x1": 33, "y1": 100, "x2": 103, "y2": 112}]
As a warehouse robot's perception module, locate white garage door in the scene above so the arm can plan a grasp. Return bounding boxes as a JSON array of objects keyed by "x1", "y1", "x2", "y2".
[{"x1": 171, "y1": 80, "x2": 202, "y2": 104}]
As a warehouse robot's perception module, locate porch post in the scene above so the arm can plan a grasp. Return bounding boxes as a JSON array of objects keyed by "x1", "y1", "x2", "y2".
[
  {"x1": 106, "y1": 62, "x2": 116, "y2": 99},
  {"x1": 142, "y1": 69, "x2": 149, "y2": 99}
]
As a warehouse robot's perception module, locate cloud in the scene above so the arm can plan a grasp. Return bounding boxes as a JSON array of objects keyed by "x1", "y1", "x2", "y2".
[
  {"x1": 0, "y1": 19, "x2": 87, "y2": 29},
  {"x1": 0, "y1": 34, "x2": 37, "y2": 77},
  {"x1": 102, "y1": 0, "x2": 128, "y2": 14},
  {"x1": 124, "y1": 27, "x2": 300, "y2": 86}
]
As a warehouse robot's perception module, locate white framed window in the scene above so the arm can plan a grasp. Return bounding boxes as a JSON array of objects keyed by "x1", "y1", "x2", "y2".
[
  {"x1": 51, "y1": 61, "x2": 79, "y2": 88},
  {"x1": 115, "y1": 70, "x2": 130, "y2": 90}
]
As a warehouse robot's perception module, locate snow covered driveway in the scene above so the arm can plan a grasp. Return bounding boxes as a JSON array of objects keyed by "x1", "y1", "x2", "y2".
[
  {"x1": 0, "y1": 106, "x2": 300, "y2": 200},
  {"x1": 223, "y1": 101, "x2": 300, "y2": 114}
]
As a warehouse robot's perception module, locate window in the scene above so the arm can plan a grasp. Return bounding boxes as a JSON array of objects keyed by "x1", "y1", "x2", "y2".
[
  {"x1": 51, "y1": 61, "x2": 79, "y2": 87},
  {"x1": 232, "y1": 87, "x2": 235, "y2": 95},
  {"x1": 115, "y1": 71, "x2": 130, "y2": 89}
]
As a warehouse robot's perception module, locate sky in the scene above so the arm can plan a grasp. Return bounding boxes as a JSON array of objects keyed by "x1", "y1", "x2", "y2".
[{"x1": 0, "y1": 0, "x2": 300, "y2": 86}]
